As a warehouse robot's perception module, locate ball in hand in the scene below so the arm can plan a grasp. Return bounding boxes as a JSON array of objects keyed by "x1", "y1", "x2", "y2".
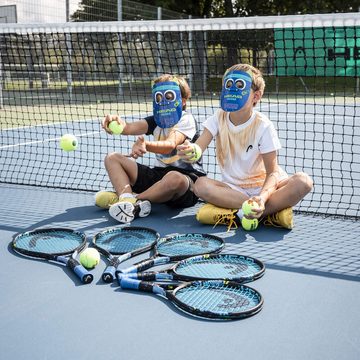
[
  {"x1": 80, "y1": 248, "x2": 100, "y2": 269},
  {"x1": 60, "y1": 134, "x2": 78, "y2": 152},
  {"x1": 241, "y1": 217, "x2": 258, "y2": 231},
  {"x1": 108, "y1": 121, "x2": 124, "y2": 135},
  {"x1": 185, "y1": 143, "x2": 202, "y2": 162},
  {"x1": 242, "y1": 199, "x2": 260, "y2": 216}
]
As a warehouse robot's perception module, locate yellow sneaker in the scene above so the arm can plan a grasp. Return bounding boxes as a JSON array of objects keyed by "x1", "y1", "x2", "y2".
[
  {"x1": 264, "y1": 207, "x2": 294, "y2": 229},
  {"x1": 196, "y1": 203, "x2": 239, "y2": 231},
  {"x1": 95, "y1": 191, "x2": 119, "y2": 209}
]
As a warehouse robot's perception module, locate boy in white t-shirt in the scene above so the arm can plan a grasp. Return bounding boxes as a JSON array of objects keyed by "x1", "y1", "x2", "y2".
[
  {"x1": 96, "y1": 74, "x2": 205, "y2": 223},
  {"x1": 177, "y1": 64, "x2": 313, "y2": 229}
]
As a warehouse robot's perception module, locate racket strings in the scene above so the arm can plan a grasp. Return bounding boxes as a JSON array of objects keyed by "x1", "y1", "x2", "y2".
[
  {"x1": 157, "y1": 238, "x2": 223, "y2": 257},
  {"x1": 95, "y1": 230, "x2": 157, "y2": 253},
  {"x1": 176, "y1": 256, "x2": 262, "y2": 279},
  {"x1": 15, "y1": 230, "x2": 83, "y2": 253},
  {"x1": 175, "y1": 283, "x2": 261, "y2": 314}
]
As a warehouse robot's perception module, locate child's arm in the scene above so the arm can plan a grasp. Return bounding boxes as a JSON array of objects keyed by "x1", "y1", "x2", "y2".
[
  {"x1": 247, "y1": 151, "x2": 280, "y2": 218},
  {"x1": 177, "y1": 128, "x2": 213, "y2": 162},
  {"x1": 102, "y1": 114, "x2": 148, "y2": 136},
  {"x1": 131, "y1": 129, "x2": 188, "y2": 158}
]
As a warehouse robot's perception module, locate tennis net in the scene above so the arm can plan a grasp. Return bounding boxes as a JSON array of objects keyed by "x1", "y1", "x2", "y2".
[{"x1": 0, "y1": 13, "x2": 359, "y2": 218}]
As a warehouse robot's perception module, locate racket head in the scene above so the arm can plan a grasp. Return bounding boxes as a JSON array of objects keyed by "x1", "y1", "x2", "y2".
[
  {"x1": 169, "y1": 280, "x2": 263, "y2": 320},
  {"x1": 155, "y1": 233, "x2": 225, "y2": 261},
  {"x1": 92, "y1": 226, "x2": 160, "y2": 256},
  {"x1": 12, "y1": 228, "x2": 86, "y2": 259},
  {"x1": 173, "y1": 254, "x2": 265, "y2": 282}
]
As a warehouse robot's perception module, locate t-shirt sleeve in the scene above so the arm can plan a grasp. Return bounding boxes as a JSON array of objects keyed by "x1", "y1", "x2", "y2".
[
  {"x1": 258, "y1": 122, "x2": 282, "y2": 154},
  {"x1": 174, "y1": 112, "x2": 197, "y2": 140},
  {"x1": 202, "y1": 112, "x2": 219, "y2": 137},
  {"x1": 144, "y1": 115, "x2": 156, "y2": 135}
]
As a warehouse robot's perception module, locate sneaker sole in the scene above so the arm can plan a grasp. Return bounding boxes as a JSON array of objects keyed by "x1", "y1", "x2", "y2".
[
  {"x1": 109, "y1": 200, "x2": 151, "y2": 223},
  {"x1": 109, "y1": 202, "x2": 135, "y2": 223},
  {"x1": 138, "y1": 200, "x2": 151, "y2": 218}
]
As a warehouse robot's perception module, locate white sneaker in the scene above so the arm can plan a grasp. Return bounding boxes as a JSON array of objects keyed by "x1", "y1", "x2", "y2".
[{"x1": 109, "y1": 199, "x2": 151, "y2": 223}]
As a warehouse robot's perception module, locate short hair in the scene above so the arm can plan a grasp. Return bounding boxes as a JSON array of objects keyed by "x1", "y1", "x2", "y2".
[
  {"x1": 223, "y1": 64, "x2": 265, "y2": 98},
  {"x1": 153, "y1": 74, "x2": 191, "y2": 103}
]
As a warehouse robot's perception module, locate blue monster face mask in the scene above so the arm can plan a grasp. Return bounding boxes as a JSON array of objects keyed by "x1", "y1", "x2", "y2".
[
  {"x1": 220, "y1": 70, "x2": 253, "y2": 112},
  {"x1": 152, "y1": 81, "x2": 183, "y2": 128}
]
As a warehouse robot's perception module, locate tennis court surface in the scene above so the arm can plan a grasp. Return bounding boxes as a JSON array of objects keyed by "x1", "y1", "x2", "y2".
[{"x1": 1, "y1": 13, "x2": 359, "y2": 360}]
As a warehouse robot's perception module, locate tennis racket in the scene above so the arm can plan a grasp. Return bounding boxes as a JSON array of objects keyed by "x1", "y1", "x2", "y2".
[
  {"x1": 92, "y1": 226, "x2": 160, "y2": 283},
  {"x1": 119, "y1": 233, "x2": 225, "y2": 275},
  {"x1": 125, "y1": 253, "x2": 265, "y2": 283},
  {"x1": 12, "y1": 228, "x2": 93, "y2": 284},
  {"x1": 118, "y1": 276, "x2": 263, "y2": 320}
]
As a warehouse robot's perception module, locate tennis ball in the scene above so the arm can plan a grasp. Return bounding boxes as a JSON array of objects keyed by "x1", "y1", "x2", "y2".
[
  {"x1": 80, "y1": 248, "x2": 100, "y2": 269},
  {"x1": 241, "y1": 217, "x2": 258, "y2": 231},
  {"x1": 242, "y1": 199, "x2": 260, "y2": 216},
  {"x1": 60, "y1": 134, "x2": 78, "y2": 152},
  {"x1": 186, "y1": 143, "x2": 202, "y2": 162},
  {"x1": 108, "y1": 121, "x2": 124, "y2": 135}
]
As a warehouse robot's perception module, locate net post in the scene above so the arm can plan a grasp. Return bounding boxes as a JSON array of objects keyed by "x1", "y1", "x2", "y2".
[
  {"x1": 65, "y1": 32, "x2": 73, "y2": 102},
  {"x1": 0, "y1": 43, "x2": 3, "y2": 109},
  {"x1": 188, "y1": 15, "x2": 193, "y2": 93},
  {"x1": 157, "y1": 7, "x2": 162, "y2": 76},
  {"x1": 117, "y1": 0, "x2": 122, "y2": 21}
]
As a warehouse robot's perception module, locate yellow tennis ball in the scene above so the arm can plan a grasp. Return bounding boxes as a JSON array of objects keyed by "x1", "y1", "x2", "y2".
[
  {"x1": 241, "y1": 217, "x2": 258, "y2": 231},
  {"x1": 60, "y1": 134, "x2": 78, "y2": 152},
  {"x1": 186, "y1": 143, "x2": 202, "y2": 162},
  {"x1": 80, "y1": 248, "x2": 100, "y2": 269},
  {"x1": 108, "y1": 121, "x2": 124, "y2": 135},
  {"x1": 242, "y1": 199, "x2": 260, "y2": 216}
]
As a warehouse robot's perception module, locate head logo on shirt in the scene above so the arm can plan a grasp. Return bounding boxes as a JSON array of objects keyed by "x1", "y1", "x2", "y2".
[
  {"x1": 152, "y1": 81, "x2": 182, "y2": 128},
  {"x1": 220, "y1": 70, "x2": 252, "y2": 112}
]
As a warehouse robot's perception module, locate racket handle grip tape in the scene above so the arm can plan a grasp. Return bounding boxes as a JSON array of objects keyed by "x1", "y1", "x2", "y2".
[
  {"x1": 66, "y1": 258, "x2": 94, "y2": 284},
  {"x1": 102, "y1": 265, "x2": 116, "y2": 283},
  {"x1": 119, "y1": 276, "x2": 165, "y2": 296},
  {"x1": 126, "y1": 272, "x2": 173, "y2": 281},
  {"x1": 121, "y1": 256, "x2": 171, "y2": 274}
]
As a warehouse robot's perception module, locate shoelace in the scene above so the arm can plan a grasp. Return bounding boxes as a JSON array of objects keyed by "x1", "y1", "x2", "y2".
[
  {"x1": 213, "y1": 213, "x2": 238, "y2": 232},
  {"x1": 263, "y1": 212, "x2": 285, "y2": 228}
]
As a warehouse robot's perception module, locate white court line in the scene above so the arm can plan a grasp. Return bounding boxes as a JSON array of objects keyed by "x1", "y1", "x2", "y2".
[{"x1": 0, "y1": 131, "x2": 100, "y2": 149}]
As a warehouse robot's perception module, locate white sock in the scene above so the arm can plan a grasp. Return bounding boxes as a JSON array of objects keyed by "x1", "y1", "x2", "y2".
[
  {"x1": 119, "y1": 192, "x2": 135, "y2": 200},
  {"x1": 236, "y1": 209, "x2": 244, "y2": 219}
]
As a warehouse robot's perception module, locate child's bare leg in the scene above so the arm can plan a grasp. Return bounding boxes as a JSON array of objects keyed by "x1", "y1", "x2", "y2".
[
  {"x1": 193, "y1": 177, "x2": 248, "y2": 208},
  {"x1": 104, "y1": 153, "x2": 138, "y2": 196},
  {"x1": 262, "y1": 172, "x2": 313, "y2": 216},
  {"x1": 136, "y1": 171, "x2": 190, "y2": 203}
]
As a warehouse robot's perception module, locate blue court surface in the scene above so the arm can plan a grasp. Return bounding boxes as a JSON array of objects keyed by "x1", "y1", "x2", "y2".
[{"x1": 1, "y1": 183, "x2": 359, "y2": 360}]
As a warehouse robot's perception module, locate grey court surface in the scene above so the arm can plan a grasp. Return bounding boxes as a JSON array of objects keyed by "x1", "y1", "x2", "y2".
[{"x1": 1, "y1": 183, "x2": 359, "y2": 360}]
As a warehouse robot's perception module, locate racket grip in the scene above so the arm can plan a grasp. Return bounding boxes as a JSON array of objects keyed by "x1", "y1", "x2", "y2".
[
  {"x1": 67, "y1": 258, "x2": 93, "y2": 284},
  {"x1": 122, "y1": 257, "x2": 170, "y2": 274},
  {"x1": 102, "y1": 265, "x2": 116, "y2": 283},
  {"x1": 119, "y1": 276, "x2": 155, "y2": 293},
  {"x1": 126, "y1": 272, "x2": 173, "y2": 281}
]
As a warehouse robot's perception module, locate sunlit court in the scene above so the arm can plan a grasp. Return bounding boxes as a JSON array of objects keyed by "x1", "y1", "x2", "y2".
[{"x1": 0, "y1": 8, "x2": 359, "y2": 360}]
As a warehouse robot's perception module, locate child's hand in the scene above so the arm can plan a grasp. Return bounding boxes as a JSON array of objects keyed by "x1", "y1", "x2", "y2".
[
  {"x1": 102, "y1": 114, "x2": 126, "y2": 135},
  {"x1": 244, "y1": 196, "x2": 265, "y2": 219},
  {"x1": 177, "y1": 140, "x2": 196, "y2": 163},
  {"x1": 130, "y1": 136, "x2": 147, "y2": 159}
]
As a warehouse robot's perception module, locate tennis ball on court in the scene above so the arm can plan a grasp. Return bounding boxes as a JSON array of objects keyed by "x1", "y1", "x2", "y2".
[
  {"x1": 108, "y1": 121, "x2": 124, "y2": 135},
  {"x1": 242, "y1": 199, "x2": 260, "y2": 216},
  {"x1": 186, "y1": 143, "x2": 202, "y2": 162},
  {"x1": 80, "y1": 248, "x2": 100, "y2": 269},
  {"x1": 60, "y1": 134, "x2": 78, "y2": 152},
  {"x1": 241, "y1": 217, "x2": 258, "y2": 231}
]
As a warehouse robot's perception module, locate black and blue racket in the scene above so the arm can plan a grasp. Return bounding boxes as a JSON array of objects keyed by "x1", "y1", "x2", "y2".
[
  {"x1": 119, "y1": 233, "x2": 225, "y2": 275},
  {"x1": 118, "y1": 276, "x2": 263, "y2": 320},
  {"x1": 125, "y1": 253, "x2": 265, "y2": 283},
  {"x1": 12, "y1": 228, "x2": 93, "y2": 284},
  {"x1": 92, "y1": 226, "x2": 160, "y2": 283}
]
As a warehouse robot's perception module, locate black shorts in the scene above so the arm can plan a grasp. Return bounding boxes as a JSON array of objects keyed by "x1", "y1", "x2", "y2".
[{"x1": 132, "y1": 164, "x2": 205, "y2": 208}]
